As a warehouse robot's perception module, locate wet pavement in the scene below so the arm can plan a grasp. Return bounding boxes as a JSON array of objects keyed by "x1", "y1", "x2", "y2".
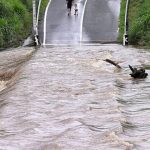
[
  {"x1": 83, "y1": 0, "x2": 120, "y2": 42},
  {"x1": 0, "y1": 44, "x2": 150, "y2": 150},
  {"x1": 43, "y1": 0, "x2": 120, "y2": 45},
  {"x1": 44, "y1": 0, "x2": 86, "y2": 45}
]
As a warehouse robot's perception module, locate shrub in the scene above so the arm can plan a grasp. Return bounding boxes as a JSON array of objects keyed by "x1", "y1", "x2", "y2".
[
  {"x1": 118, "y1": 0, "x2": 150, "y2": 48},
  {"x1": 0, "y1": 1, "x2": 14, "y2": 18},
  {"x1": 0, "y1": 0, "x2": 49, "y2": 48},
  {"x1": 0, "y1": 0, "x2": 32, "y2": 48},
  {"x1": 128, "y1": 0, "x2": 150, "y2": 47},
  {"x1": 118, "y1": 0, "x2": 126, "y2": 43}
]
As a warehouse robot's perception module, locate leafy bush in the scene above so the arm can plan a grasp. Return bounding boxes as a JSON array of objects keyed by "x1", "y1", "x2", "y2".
[
  {"x1": 20, "y1": 0, "x2": 32, "y2": 11},
  {"x1": 129, "y1": 0, "x2": 150, "y2": 47},
  {"x1": 0, "y1": 1, "x2": 14, "y2": 18},
  {"x1": 0, "y1": 0, "x2": 32, "y2": 48},
  {"x1": 119, "y1": 0, "x2": 150, "y2": 48},
  {"x1": 118, "y1": 0, "x2": 126, "y2": 43},
  {"x1": 0, "y1": 0, "x2": 49, "y2": 48}
]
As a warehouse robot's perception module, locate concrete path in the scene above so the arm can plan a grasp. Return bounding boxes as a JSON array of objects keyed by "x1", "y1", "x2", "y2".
[
  {"x1": 82, "y1": 0, "x2": 120, "y2": 43},
  {"x1": 43, "y1": 0, "x2": 86, "y2": 45},
  {"x1": 42, "y1": 0, "x2": 120, "y2": 45}
]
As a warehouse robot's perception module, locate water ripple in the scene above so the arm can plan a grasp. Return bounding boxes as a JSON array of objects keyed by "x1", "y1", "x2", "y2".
[{"x1": 0, "y1": 45, "x2": 149, "y2": 149}]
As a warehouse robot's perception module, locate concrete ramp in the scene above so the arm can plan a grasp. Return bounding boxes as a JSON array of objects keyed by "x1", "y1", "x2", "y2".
[{"x1": 82, "y1": 0, "x2": 120, "y2": 43}]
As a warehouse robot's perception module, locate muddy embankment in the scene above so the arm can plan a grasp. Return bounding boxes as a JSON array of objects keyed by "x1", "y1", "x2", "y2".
[{"x1": 0, "y1": 47, "x2": 35, "y2": 94}]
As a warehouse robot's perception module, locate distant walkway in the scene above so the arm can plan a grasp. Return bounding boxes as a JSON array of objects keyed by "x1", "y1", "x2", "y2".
[
  {"x1": 43, "y1": 0, "x2": 86, "y2": 45},
  {"x1": 82, "y1": 0, "x2": 120, "y2": 42},
  {"x1": 41, "y1": 0, "x2": 120, "y2": 45}
]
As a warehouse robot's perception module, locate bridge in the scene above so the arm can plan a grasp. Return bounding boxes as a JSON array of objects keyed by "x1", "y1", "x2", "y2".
[
  {"x1": 33, "y1": 0, "x2": 120, "y2": 46},
  {"x1": 1, "y1": 1, "x2": 149, "y2": 150}
]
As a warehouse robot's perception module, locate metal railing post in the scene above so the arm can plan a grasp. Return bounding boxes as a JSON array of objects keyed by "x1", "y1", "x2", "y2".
[
  {"x1": 123, "y1": 0, "x2": 129, "y2": 46},
  {"x1": 36, "y1": 0, "x2": 42, "y2": 27},
  {"x1": 32, "y1": 0, "x2": 39, "y2": 45}
]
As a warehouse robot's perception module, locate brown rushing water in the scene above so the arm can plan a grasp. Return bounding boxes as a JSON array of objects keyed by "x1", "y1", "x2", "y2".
[{"x1": 0, "y1": 44, "x2": 150, "y2": 150}]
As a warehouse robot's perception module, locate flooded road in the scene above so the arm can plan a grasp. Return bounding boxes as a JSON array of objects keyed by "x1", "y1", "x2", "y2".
[{"x1": 0, "y1": 44, "x2": 150, "y2": 150}]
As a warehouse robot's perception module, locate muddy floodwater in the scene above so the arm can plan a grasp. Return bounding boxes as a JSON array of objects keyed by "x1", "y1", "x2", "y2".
[{"x1": 0, "y1": 44, "x2": 150, "y2": 150}]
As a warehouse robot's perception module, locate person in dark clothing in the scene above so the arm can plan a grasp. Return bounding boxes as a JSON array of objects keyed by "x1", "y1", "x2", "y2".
[{"x1": 66, "y1": 0, "x2": 74, "y2": 15}]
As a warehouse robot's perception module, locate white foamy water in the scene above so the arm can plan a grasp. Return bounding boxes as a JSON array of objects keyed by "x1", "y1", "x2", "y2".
[{"x1": 0, "y1": 44, "x2": 150, "y2": 150}]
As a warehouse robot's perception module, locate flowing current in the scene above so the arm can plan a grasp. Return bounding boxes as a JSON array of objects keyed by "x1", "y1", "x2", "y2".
[{"x1": 0, "y1": 44, "x2": 150, "y2": 150}]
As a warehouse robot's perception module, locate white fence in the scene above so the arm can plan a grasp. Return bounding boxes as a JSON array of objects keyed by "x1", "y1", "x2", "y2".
[
  {"x1": 123, "y1": 0, "x2": 129, "y2": 46},
  {"x1": 32, "y1": 0, "x2": 42, "y2": 45}
]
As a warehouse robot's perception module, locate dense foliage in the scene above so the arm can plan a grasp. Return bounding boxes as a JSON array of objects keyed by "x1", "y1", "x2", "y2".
[
  {"x1": 118, "y1": 0, "x2": 126, "y2": 43},
  {"x1": 0, "y1": 0, "x2": 32, "y2": 48},
  {"x1": 0, "y1": 0, "x2": 48, "y2": 48},
  {"x1": 119, "y1": 0, "x2": 150, "y2": 48},
  {"x1": 128, "y1": 0, "x2": 150, "y2": 48}
]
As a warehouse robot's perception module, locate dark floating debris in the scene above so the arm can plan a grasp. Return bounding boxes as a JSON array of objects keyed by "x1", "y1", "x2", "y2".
[
  {"x1": 104, "y1": 59, "x2": 122, "y2": 69},
  {"x1": 129, "y1": 65, "x2": 148, "y2": 78},
  {"x1": 104, "y1": 59, "x2": 148, "y2": 79}
]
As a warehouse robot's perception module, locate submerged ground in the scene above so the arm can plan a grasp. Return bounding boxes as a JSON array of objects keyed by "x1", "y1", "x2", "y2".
[{"x1": 0, "y1": 44, "x2": 150, "y2": 149}]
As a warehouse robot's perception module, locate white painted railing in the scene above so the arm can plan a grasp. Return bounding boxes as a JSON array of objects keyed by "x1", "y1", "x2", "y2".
[
  {"x1": 32, "y1": 0, "x2": 42, "y2": 45},
  {"x1": 36, "y1": 0, "x2": 42, "y2": 26},
  {"x1": 123, "y1": 0, "x2": 129, "y2": 46}
]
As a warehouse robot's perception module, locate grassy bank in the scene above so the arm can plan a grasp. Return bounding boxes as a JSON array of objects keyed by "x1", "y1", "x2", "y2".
[
  {"x1": 118, "y1": 0, "x2": 126, "y2": 43},
  {"x1": 0, "y1": 0, "x2": 32, "y2": 48},
  {"x1": 118, "y1": 0, "x2": 150, "y2": 48},
  {"x1": 0, "y1": 0, "x2": 48, "y2": 49}
]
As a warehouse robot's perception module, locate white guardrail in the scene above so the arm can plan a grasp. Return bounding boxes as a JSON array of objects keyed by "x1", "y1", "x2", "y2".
[
  {"x1": 123, "y1": 0, "x2": 129, "y2": 46},
  {"x1": 32, "y1": 0, "x2": 42, "y2": 46}
]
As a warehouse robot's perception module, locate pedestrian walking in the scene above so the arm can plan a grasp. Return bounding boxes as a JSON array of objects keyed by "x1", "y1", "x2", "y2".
[
  {"x1": 74, "y1": 3, "x2": 78, "y2": 16},
  {"x1": 66, "y1": 0, "x2": 74, "y2": 16}
]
